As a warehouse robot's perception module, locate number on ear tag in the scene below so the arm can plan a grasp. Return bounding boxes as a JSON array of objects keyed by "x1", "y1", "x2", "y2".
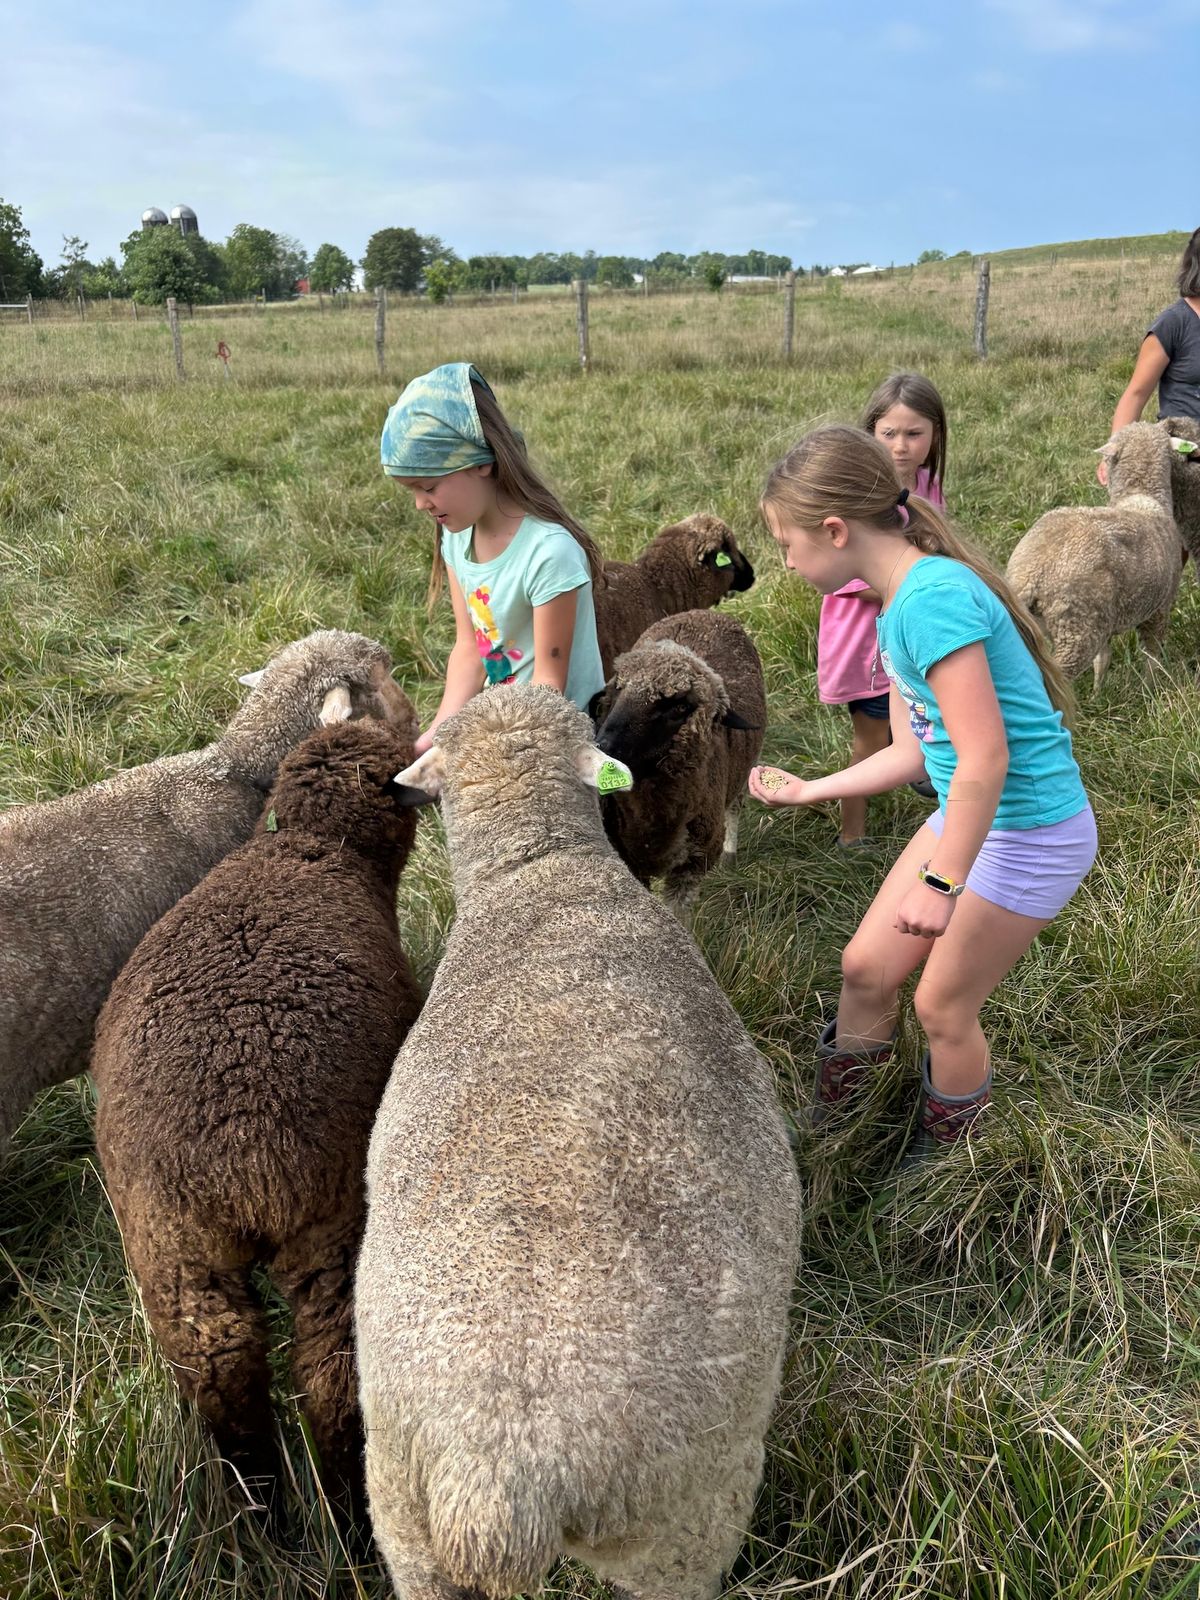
[
  {"x1": 596, "y1": 759, "x2": 633, "y2": 794},
  {"x1": 265, "y1": 809, "x2": 278, "y2": 832},
  {"x1": 715, "y1": 551, "x2": 733, "y2": 567}
]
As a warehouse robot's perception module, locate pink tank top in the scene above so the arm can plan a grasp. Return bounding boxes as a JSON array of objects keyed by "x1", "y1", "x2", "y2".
[{"x1": 816, "y1": 468, "x2": 944, "y2": 704}]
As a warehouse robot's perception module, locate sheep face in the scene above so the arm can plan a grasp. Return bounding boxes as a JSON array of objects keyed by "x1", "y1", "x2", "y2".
[
  {"x1": 236, "y1": 631, "x2": 417, "y2": 740},
  {"x1": 1097, "y1": 421, "x2": 1175, "y2": 507},
  {"x1": 593, "y1": 641, "x2": 739, "y2": 780},
  {"x1": 262, "y1": 721, "x2": 420, "y2": 855},
  {"x1": 659, "y1": 514, "x2": 755, "y2": 599}
]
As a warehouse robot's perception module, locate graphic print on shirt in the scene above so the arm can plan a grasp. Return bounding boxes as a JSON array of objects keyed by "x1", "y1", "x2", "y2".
[
  {"x1": 467, "y1": 584, "x2": 523, "y2": 685},
  {"x1": 879, "y1": 648, "x2": 933, "y2": 742}
]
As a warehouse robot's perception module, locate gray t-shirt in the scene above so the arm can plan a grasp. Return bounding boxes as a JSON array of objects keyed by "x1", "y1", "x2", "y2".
[{"x1": 1148, "y1": 299, "x2": 1200, "y2": 421}]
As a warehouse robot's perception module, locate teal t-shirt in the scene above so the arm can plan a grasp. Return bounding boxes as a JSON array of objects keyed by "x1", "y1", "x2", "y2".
[
  {"x1": 877, "y1": 556, "x2": 1087, "y2": 829},
  {"x1": 442, "y1": 515, "x2": 605, "y2": 712}
]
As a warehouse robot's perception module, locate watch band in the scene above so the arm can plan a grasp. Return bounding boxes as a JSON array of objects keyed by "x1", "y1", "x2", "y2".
[{"x1": 918, "y1": 861, "x2": 966, "y2": 897}]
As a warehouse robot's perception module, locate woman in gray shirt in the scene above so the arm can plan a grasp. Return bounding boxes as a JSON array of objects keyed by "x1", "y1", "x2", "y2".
[{"x1": 1100, "y1": 228, "x2": 1200, "y2": 484}]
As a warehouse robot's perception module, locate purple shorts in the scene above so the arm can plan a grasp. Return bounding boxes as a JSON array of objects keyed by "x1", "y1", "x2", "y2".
[{"x1": 925, "y1": 804, "x2": 1097, "y2": 919}]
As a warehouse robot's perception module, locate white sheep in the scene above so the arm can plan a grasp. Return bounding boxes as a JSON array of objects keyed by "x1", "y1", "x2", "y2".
[
  {"x1": 0, "y1": 629, "x2": 409, "y2": 1160},
  {"x1": 1006, "y1": 420, "x2": 1193, "y2": 688},
  {"x1": 356, "y1": 683, "x2": 800, "y2": 1600}
]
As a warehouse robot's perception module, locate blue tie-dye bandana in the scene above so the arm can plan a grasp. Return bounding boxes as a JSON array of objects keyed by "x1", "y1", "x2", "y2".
[{"x1": 380, "y1": 362, "x2": 496, "y2": 477}]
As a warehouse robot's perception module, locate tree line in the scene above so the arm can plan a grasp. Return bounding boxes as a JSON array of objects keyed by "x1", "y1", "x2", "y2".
[{"x1": 0, "y1": 198, "x2": 953, "y2": 307}]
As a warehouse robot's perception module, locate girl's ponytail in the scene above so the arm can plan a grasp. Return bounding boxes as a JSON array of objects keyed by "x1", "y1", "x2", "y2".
[
  {"x1": 762, "y1": 424, "x2": 1075, "y2": 725},
  {"x1": 901, "y1": 495, "x2": 1076, "y2": 725}
]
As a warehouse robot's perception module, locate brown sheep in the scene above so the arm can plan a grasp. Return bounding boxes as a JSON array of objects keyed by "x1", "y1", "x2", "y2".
[
  {"x1": 593, "y1": 609, "x2": 766, "y2": 914},
  {"x1": 593, "y1": 513, "x2": 755, "y2": 678},
  {"x1": 93, "y1": 718, "x2": 424, "y2": 1517},
  {"x1": 1164, "y1": 416, "x2": 1200, "y2": 563}
]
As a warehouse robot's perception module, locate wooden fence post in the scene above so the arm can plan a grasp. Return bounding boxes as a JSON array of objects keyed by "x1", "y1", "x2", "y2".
[
  {"x1": 375, "y1": 287, "x2": 387, "y2": 375},
  {"x1": 25, "y1": 293, "x2": 33, "y2": 324},
  {"x1": 132, "y1": 299, "x2": 139, "y2": 322},
  {"x1": 511, "y1": 282, "x2": 518, "y2": 305},
  {"x1": 572, "y1": 278, "x2": 590, "y2": 373},
  {"x1": 973, "y1": 258, "x2": 990, "y2": 360},
  {"x1": 781, "y1": 269, "x2": 796, "y2": 359},
  {"x1": 166, "y1": 296, "x2": 185, "y2": 380}
]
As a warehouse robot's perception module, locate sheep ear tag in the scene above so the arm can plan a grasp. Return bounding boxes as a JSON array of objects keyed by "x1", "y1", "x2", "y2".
[
  {"x1": 714, "y1": 551, "x2": 733, "y2": 567},
  {"x1": 1172, "y1": 438, "x2": 1198, "y2": 455},
  {"x1": 597, "y1": 759, "x2": 633, "y2": 794},
  {"x1": 265, "y1": 809, "x2": 278, "y2": 832},
  {"x1": 576, "y1": 746, "x2": 633, "y2": 792}
]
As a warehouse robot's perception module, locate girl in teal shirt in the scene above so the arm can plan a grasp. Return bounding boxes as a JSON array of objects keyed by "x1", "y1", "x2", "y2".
[
  {"x1": 382, "y1": 363, "x2": 605, "y2": 751},
  {"x1": 750, "y1": 425, "x2": 1096, "y2": 1165}
]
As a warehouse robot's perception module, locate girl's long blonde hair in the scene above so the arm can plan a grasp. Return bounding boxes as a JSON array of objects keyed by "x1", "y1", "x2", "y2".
[
  {"x1": 426, "y1": 377, "x2": 603, "y2": 614},
  {"x1": 762, "y1": 424, "x2": 1075, "y2": 723}
]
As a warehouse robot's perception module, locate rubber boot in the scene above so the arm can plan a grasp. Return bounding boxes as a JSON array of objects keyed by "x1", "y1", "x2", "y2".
[
  {"x1": 900, "y1": 1051, "x2": 992, "y2": 1168},
  {"x1": 812, "y1": 1017, "x2": 895, "y2": 1128}
]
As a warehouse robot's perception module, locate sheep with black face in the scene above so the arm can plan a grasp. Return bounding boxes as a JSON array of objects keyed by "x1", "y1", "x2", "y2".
[
  {"x1": 593, "y1": 608, "x2": 766, "y2": 915},
  {"x1": 593, "y1": 512, "x2": 755, "y2": 678}
]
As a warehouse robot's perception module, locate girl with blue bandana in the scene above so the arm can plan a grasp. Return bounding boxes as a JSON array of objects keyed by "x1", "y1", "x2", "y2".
[
  {"x1": 381, "y1": 363, "x2": 605, "y2": 752},
  {"x1": 749, "y1": 425, "x2": 1095, "y2": 1167}
]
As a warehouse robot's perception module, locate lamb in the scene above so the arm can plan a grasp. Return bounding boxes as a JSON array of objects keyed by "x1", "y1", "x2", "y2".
[
  {"x1": 592, "y1": 609, "x2": 766, "y2": 915},
  {"x1": 0, "y1": 628, "x2": 409, "y2": 1161},
  {"x1": 92, "y1": 718, "x2": 424, "y2": 1514},
  {"x1": 1005, "y1": 420, "x2": 1192, "y2": 688},
  {"x1": 356, "y1": 683, "x2": 800, "y2": 1600},
  {"x1": 593, "y1": 512, "x2": 755, "y2": 678}
]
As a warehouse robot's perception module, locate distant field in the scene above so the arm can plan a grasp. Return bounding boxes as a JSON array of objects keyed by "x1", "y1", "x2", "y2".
[{"x1": 1, "y1": 242, "x2": 1198, "y2": 1599}]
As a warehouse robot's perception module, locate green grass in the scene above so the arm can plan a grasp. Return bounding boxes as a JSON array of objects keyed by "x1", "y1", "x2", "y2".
[{"x1": 2, "y1": 255, "x2": 1199, "y2": 1599}]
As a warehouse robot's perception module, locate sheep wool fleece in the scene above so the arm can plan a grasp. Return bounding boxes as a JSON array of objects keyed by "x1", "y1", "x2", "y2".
[{"x1": 356, "y1": 684, "x2": 800, "y2": 1600}]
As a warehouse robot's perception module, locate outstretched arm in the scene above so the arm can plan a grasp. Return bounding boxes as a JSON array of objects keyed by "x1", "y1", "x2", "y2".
[
  {"x1": 748, "y1": 686, "x2": 927, "y2": 807},
  {"x1": 414, "y1": 570, "x2": 484, "y2": 753}
]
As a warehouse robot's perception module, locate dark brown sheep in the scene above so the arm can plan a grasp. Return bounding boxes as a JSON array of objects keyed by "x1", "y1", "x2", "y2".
[
  {"x1": 593, "y1": 513, "x2": 755, "y2": 679},
  {"x1": 593, "y1": 609, "x2": 766, "y2": 915},
  {"x1": 92, "y1": 719, "x2": 424, "y2": 1516}
]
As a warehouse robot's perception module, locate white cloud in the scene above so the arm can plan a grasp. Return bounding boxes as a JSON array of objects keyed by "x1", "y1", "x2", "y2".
[{"x1": 985, "y1": 0, "x2": 1160, "y2": 52}]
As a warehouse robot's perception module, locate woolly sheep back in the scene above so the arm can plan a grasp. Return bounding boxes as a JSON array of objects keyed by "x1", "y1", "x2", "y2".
[{"x1": 357, "y1": 682, "x2": 799, "y2": 1600}]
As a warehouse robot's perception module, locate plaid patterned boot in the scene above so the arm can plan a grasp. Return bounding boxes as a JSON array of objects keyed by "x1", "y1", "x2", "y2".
[
  {"x1": 812, "y1": 1017, "x2": 895, "y2": 1128},
  {"x1": 901, "y1": 1052, "x2": 992, "y2": 1167}
]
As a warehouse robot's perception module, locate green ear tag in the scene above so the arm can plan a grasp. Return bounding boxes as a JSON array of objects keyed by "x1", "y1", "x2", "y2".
[
  {"x1": 596, "y1": 759, "x2": 633, "y2": 794},
  {"x1": 714, "y1": 551, "x2": 733, "y2": 567},
  {"x1": 265, "y1": 809, "x2": 278, "y2": 832},
  {"x1": 1172, "y1": 437, "x2": 1198, "y2": 455}
]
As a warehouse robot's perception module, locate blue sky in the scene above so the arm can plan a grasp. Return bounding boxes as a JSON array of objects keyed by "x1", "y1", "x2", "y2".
[{"x1": 3, "y1": 0, "x2": 1198, "y2": 272}]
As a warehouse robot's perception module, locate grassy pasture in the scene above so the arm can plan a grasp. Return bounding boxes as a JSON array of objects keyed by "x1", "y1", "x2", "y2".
[{"x1": 1, "y1": 245, "x2": 1199, "y2": 1599}]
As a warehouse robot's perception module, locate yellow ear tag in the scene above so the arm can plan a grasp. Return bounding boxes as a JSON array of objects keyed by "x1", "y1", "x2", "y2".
[
  {"x1": 265, "y1": 809, "x2": 278, "y2": 832},
  {"x1": 596, "y1": 759, "x2": 633, "y2": 794},
  {"x1": 715, "y1": 551, "x2": 733, "y2": 567}
]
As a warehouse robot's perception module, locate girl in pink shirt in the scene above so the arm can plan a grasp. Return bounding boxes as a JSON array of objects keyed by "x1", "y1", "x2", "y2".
[{"x1": 818, "y1": 373, "x2": 948, "y2": 845}]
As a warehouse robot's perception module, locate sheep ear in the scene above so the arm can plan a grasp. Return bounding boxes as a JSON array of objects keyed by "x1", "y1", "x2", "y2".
[
  {"x1": 720, "y1": 706, "x2": 760, "y2": 731},
  {"x1": 1094, "y1": 440, "x2": 1118, "y2": 457},
  {"x1": 392, "y1": 747, "x2": 445, "y2": 802},
  {"x1": 238, "y1": 668, "x2": 267, "y2": 688},
  {"x1": 318, "y1": 684, "x2": 353, "y2": 725},
  {"x1": 576, "y1": 745, "x2": 633, "y2": 793}
]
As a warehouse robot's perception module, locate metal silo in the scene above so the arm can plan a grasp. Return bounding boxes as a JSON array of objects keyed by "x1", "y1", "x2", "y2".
[
  {"x1": 170, "y1": 204, "x2": 199, "y2": 237},
  {"x1": 141, "y1": 207, "x2": 169, "y2": 230}
]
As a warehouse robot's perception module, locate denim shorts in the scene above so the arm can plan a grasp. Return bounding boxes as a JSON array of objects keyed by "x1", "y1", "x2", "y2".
[
  {"x1": 925, "y1": 803, "x2": 1097, "y2": 918},
  {"x1": 845, "y1": 692, "x2": 891, "y2": 721}
]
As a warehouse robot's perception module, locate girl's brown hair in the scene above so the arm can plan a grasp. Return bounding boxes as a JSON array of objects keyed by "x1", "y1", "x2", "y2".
[
  {"x1": 762, "y1": 424, "x2": 1075, "y2": 723},
  {"x1": 860, "y1": 371, "x2": 948, "y2": 486},
  {"x1": 1177, "y1": 226, "x2": 1200, "y2": 299},
  {"x1": 426, "y1": 377, "x2": 603, "y2": 613}
]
